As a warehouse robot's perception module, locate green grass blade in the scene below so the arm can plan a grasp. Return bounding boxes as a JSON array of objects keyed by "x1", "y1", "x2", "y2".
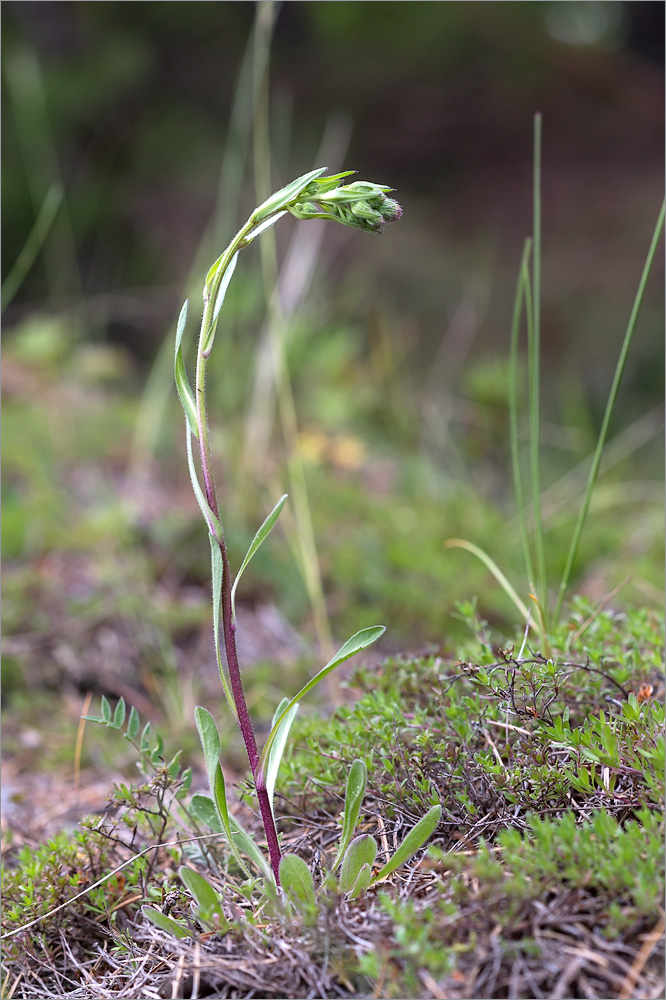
[
  {"x1": 209, "y1": 536, "x2": 237, "y2": 719},
  {"x1": 529, "y1": 113, "x2": 547, "y2": 626},
  {"x1": 554, "y1": 199, "x2": 665, "y2": 622},
  {"x1": 330, "y1": 759, "x2": 368, "y2": 874},
  {"x1": 265, "y1": 696, "x2": 299, "y2": 812},
  {"x1": 509, "y1": 239, "x2": 535, "y2": 592},
  {"x1": 231, "y1": 493, "x2": 288, "y2": 620},
  {"x1": 1, "y1": 181, "x2": 63, "y2": 312},
  {"x1": 257, "y1": 627, "x2": 386, "y2": 778},
  {"x1": 370, "y1": 804, "x2": 441, "y2": 884},
  {"x1": 445, "y1": 539, "x2": 535, "y2": 627}
]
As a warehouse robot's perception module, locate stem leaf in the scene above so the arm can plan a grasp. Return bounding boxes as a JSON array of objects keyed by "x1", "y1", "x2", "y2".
[
  {"x1": 258, "y1": 626, "x2": 386, "y2": 778},
  {"x1": 251, "y1": 167, "x2": 327, "y2": 223},
  {"x1": 186, "y1": 427, "x2": 222, "y2": 540},
  {"x1": 212, "y1": 251, "x2": 239, "y2": 323},
  {"x1": 231, "y1": 494, "x2": 288, "y2": 620},
  {"x1": 265, "y1": 696, "x2": 299, "y2": 813},
  {"x1": 194, "y1": 707, "x2": 252, "y2": 880},
  {"x1": 174, "y1": 299, "x2": 198, "y2": 436}
]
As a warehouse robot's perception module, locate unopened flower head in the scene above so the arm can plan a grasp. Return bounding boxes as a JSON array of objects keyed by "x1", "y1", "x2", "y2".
[{"x1": 288, "y1": 176, "x2": 402, "y2": 235}]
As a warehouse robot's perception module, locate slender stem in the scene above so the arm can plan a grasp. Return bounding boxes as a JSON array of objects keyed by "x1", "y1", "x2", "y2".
[
  {"x1": 553, "y1": 199, "x2": 665, "y2": 623},
  {"x1": 195, "y1": 222, "x2": 283, "y2": 882},
  {"x1": 530, "y1": 113, "x2": 547, "y2": 629},
  {"x1": 509, "y1": 238, "x2": 535, "y2": 595}
]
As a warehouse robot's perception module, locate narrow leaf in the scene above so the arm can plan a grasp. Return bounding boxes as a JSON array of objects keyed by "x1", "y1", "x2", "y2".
[
  {"x1": 126, "y1": 705, "x2": 140, "y2": 741},
  {"x1": 175, "y1": 299, "x2": 189, "y2": 350},
  {"x1": 112, "y1": 698, "x2": 126, "y2": 730},
  {"x1": 330, "y1": 760, "x2": 367, "y2": 874},
  {"x1": 242, "y1": 212, "x2": 287, "y2": 245},
  {"x1": 186, "y1": 428, "x2": 222, "y2": 541},
  {"x1": 175, "y1": 347, "x2": 198, "y2": 436},
  {"x1": 251, "y1": 167, "x2": 327, "y2": 223},
  {"x1": 193, "y1": 712, "x2": 253, "y2": 879},
  {"x1": 258, "y1": 627, "x2": 386, "y2": 778},
  {"x1": 265, "y1": 697, "x2": 299, "y2": 812},
  {"x1": 174, "y1": 299, "x2": 198, "y2": 435},
  {"x1": 209, "y1": 535, "x2": 238, "y2": 719},
  {"x1": 279, "y1": 854, "x2": 316, "y2": 920},
  {"x1": 179, "y1": 866, "x2": 222, "y2": 914},
  {"x1": 371, "y1": 805, "x2": 441, "y2": 884},
  {"x1": 212, "y1": 251, "x2": 238, "y2": 322},
  {"x1": 229, "y1": 813, "x2": 273, "y2": 881},
  {"x1": 554, "y1": 199, "x2": 666, "y2": 621},
  {"x1": 339, "y1": 834, "x2": 377, "y2": 894},
  {"x1": 101, "y1": 695, "x2": 112, "y2": 724},
  {"x1": 141, "y1": 905, "x2": 191, "y2": 939},
  {"x1": 212, "y1": 764, "x2": 252, "y2": 880},
  {"x1": 231, "y1": 494, "x2": 288, "y2": 620}
]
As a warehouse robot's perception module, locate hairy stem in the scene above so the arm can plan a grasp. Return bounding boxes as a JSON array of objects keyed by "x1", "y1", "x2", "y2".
[{"x1": 196, "y1": 233, "x2": 283, "y2": 883}]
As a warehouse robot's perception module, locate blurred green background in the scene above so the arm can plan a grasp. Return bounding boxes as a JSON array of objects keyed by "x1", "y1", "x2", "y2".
[{"x1": 2, "y1": 2, "x2": 664, "y2": 768}]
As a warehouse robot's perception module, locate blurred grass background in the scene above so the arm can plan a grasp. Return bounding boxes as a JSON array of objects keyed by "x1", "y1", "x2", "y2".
[{"x1": 2, "y1": 2, "x2": 664, "y2": 775}]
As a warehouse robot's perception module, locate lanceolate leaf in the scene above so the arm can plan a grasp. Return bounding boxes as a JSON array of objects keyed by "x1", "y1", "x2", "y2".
[
  {"x1": 212, "y1": 251, "x2": 239, "y2": 322},
  {"x1": 330, "y1": 760, "x2": 367, "y2": 874},
  {"x1": 174, "y1": 299, "x2": 198, "y2": 435},
  {"x1": 251, "y1": 167, "x2": 327, "y2": 223},
  {"x1": 231, "y1": 494, "x2": 288, "y2": 621},
  {"x1": 370, "y1": 804, "x2": 441, "y2": 885},
  {"x1": 242, "y1": 212, "x2": 287, "y2": 244},
  {"x1": 265, "y1": 697, "x2": 299, "y2": 812},
  {"x1": 186, "y1": 427, "x2": 222, "y2": 541},
  {"x1": 258, "y1": 627, "x2": 386, "y2": 779},
  {"x1": 194, "y1": 707, "x2": 252, "y2": 879}
]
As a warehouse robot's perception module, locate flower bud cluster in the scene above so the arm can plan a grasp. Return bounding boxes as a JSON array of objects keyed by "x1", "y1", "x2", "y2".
[{"x1": 288, "y1": 176, "x2": 402, "y2": 235}]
